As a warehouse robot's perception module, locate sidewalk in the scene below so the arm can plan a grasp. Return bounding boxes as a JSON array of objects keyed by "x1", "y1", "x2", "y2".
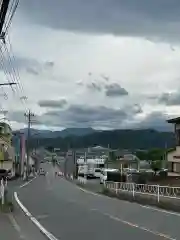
[{"x1": 0, "y1": 213, "x2": 22, "y2": 240}]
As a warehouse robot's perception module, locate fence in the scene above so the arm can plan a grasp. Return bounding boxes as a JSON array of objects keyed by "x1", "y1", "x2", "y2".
[
  {"x1": 105, "y1": 182, "x2": 180, "y2": 202},
  {"x1": 77, "y1": 176, "x2": 87, "y2": 184},
  {"x1": 0, "y1": 178, "x2": 7, "y2": 205}
]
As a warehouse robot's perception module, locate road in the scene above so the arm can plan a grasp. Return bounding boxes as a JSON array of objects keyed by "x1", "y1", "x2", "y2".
[
  {"x1": 16, "y1": 163, "x2": 180, "y2": 240},
  {"x1": 0, "y1": 178, "x2": 48, "y2": 240}
]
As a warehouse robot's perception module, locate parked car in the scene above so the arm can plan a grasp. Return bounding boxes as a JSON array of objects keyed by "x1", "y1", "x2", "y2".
[
  {"x1": 0, "y1": 169, "x2": 8, "y2": 180},
  {"x1": 7, "y1": 170, "x2": 14, "y2": 180}
]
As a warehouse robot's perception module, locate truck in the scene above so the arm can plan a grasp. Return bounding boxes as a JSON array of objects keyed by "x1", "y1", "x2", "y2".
[{"x1": 77, "y1": 156, "x2": 106, "y2": 178}]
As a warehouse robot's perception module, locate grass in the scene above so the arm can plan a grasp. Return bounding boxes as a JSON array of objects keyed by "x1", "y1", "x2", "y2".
[{"x1": 0, "y1": 201, "x2": 14, "y2": 213}]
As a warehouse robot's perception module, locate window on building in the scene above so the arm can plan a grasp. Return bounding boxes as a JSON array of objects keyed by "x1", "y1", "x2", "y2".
[
  {"x1": 168, "y1": 162, "x2": 180, "y2": 173},
  {"x1": 168, "y1": 162, "x2": 173, "y2": 172}
]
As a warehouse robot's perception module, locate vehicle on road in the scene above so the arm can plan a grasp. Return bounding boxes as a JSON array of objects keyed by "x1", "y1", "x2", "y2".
[
  {"x1": 39, "y1": 168, "x2": 46, "y2": 176},
  {"x1": 77, "y1": 156, "x2": 106, "y2": 179},
  {"x1": 0, "y1": 169, "x2": 8, "y2": 180},
  {"x1": 7, "y1": 169, "x2": 14, "y2": 180}
]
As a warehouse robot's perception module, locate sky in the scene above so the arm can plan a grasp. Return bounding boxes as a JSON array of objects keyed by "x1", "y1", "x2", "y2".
[{"x1": 1, "y1": 0, "x2": 180, "y2": 131}]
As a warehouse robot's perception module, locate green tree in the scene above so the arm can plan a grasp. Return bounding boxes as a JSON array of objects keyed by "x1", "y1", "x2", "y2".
[
  {"x1": 136, "y1": 151, "x2": 148, "y2": 160},
  {"x1": 151, "y1": 160, "x2": 162, "y2": 174},
  {"x1": 109, "y1": 151, "x2": 116, "y2": 161},
  {"x1": 147, "y1": 148, "x2": 165, "y2": 161}
]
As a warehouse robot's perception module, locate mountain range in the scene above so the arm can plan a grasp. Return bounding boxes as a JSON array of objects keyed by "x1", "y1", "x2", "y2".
[
  {"x1": 27, "y1": 128, "x2": 175, "y2": 151},
  {"x1": 13, "y1": 127, "x2": 97, "y2": 138}
]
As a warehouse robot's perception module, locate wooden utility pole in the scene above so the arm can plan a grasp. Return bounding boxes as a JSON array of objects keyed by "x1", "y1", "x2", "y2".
[{"x1": 24, "y1": 110, "x2": 34, "y2": 180}]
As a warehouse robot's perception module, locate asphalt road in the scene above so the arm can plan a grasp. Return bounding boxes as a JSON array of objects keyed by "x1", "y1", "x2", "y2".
[
  {"x1": 0, "y1": 179, "x2": 48, "y2": 240},
  {"x1": 17, "y1": 163, "x2": 180, "y2": 240}
]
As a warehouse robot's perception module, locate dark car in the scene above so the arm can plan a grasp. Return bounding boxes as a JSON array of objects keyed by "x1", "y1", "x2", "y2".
[
  {"x1": 0, "y1": 169, "x2": 8, "y2": 180},
  {"x1": 39, "y1": 168, "x2": 46, "y2": 176}
]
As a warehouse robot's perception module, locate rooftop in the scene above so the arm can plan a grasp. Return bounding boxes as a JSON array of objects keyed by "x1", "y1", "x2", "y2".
[{"x1": 167, "y1": 117, "x2": 180, "y2": 124}]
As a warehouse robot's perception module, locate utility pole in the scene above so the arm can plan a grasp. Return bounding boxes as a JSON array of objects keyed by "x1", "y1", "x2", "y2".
[
  {"x1": 24, "y1": 110, "x2": 34, "y2": 180},
  {"x1": 107, "y1": 144, "x2": 110, "y2": 168},
  {"x1": 84, "y1": 151, "x2": 87, "y2": 180}
]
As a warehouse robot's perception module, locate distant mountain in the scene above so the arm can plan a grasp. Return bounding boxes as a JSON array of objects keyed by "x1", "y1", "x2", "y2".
[
  {"x1": 59, "y1": 128, "x2": 97, "y2": 137},
  {"x1": 29, "y1": 129, "x2": 175, "y2": 150},
  {"x1": 13, "y1": 127, "x2": 97, "y2": 139}
]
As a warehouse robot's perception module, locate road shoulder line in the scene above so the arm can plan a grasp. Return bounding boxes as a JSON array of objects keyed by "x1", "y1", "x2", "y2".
[
  {"x1": 75, "y1": 182, "x2": 180, "y2": 217},
  {"x1": 14, "y1": 177, "x2": 59, "y2": 240}
]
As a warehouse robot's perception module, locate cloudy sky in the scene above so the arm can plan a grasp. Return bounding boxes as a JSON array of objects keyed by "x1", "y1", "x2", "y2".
[{"x1": 1, "y1": 0, "x2": 180, "y2": 131}]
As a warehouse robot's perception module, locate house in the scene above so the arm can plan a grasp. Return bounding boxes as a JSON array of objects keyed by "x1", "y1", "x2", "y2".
[
  {"x1": 12, "y1": 132, "x2": 26, "y2": 176},
  {"x1": 167, "y1": 117, "x2": 180, "y2": 176},
  {"x1": 112, "y1": 151, "x2": 140, "y2": 170},
  {"x1": 0, "y1": 122, "x2": 15, "y2": 176}
]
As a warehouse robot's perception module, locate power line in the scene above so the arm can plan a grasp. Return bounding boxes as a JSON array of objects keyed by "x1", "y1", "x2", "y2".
[
  {"x1": 0, "y1": 82, "x2": 16, "y2": 86},
  {"x1": 3, "y1": 0, "x2": 19, "y2": 35},
  {"x1": 0, "y1": 0, "x2": 10, "y2": 35},
  {"x1": 0, "y1": 35, "x2": 29, "y2": 113}
]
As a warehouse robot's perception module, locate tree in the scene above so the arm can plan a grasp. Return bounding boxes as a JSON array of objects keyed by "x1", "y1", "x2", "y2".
[
  {"x1": 136, "y1": 151, "x2": 148, "y2": 160},
  {"x1": 109, "y1": 151, "x2": 116, "y2": 161},
  {"x1": 151, "y1": 160, "x2": 162, "y2": 174},
  {"x1": 147, "y1": 148, "x2": 165, "y2": 161}
]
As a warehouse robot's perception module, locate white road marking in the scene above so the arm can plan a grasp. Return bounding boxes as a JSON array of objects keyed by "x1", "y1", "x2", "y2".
[
  {"x1": 90, "y1": 208, "x2": 176, "y2": 240},
  {"x1": 76, "y1": 184, "x2": 180, "y2": 217},
  {"x1": 139, "y1": 204, "x2": 180, "y2": 217},
  {"x1": 14, "y1": 192, "x2": 59, "y2": 240},
  {"x1": 19, "y1": 177, "x2": 37, "y2": 188},
  {"x1": 76, "y1": 185, "x2": 101, "y2": 197}
]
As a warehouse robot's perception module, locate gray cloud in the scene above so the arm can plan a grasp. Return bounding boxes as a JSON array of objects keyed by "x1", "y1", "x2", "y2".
[
  {"x1": 129, "y1": 104, "x2": 143, "y2": 114},
  {"x1": 105, "y1": 83, "x2": 128, "y2": 97},
  {"x1": 8, "y1": 105, "x2": 174, "y2": 131},
  {"x1": 38, "y1": 99, "x2": 67, "y2": 108},
  {"x1": 9, "y1": 104, "x2": 137, "y2": 128},
  {"x1": 134, "y1": 111, "x2": 173, "y2": 131},
  {"x1": 44, "y1": 61, "x2": 54, "y2": 68},
  {"x1": 19, "y1": 0, "x2": 180, "y2": 41},
  {"x1": 158, "y1": 92, "x2": 180, "y2": 106},
  {"x1": 39, "y1": 104, "x2": 130, "y2": 128},
  {"x1": 0, "y1": 54, "x2": 54, "y2": 76},
  {"x1": 0, "y1": 55, "x2": 38, "y2": 74},
  {"x1": 87, "y1": 82, "x2": 102, "y2": 92},
  {"x1": 8, "y1": 111, "x2": 26, "y2": 124},
  {"x1": 26, "y1": 67, "x2": 39, "y2": 75}
]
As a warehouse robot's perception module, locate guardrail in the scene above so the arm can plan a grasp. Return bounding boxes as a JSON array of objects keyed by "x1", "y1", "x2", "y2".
[{"x1": 105, "y1": 182, "x2": 180, "y2": 202}]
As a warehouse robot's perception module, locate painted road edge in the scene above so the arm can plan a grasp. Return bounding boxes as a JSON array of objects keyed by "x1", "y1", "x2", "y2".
[{"x1": 14, "y1": 180, "x2": 59, "y2": 240}]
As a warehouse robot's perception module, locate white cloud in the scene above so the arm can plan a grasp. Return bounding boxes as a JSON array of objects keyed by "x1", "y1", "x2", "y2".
[{"x1": 1, "y1": 1, "x2": 180, "y2": 130}]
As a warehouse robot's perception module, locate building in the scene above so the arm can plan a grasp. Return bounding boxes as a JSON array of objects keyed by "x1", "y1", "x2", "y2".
[
  {"x1": 108, "y1": 151, "x2": 140, "y2": 170},
  {"x1": 12, "y1": 132, "x2": 26, "y2": 176},
  {"x1": 167, "y1": 117, "x2": 180, "y2": 176},
  {"x1": 0, "y1": 122, "x2": 15, "y2": 176}
]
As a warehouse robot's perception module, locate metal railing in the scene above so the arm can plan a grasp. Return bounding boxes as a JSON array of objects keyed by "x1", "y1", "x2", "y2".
[
  {"x1": 105, "y1": 182, "x2": 180, "y2": 202},
  {"x1": 0, "y1": 178, "x2": 7, "y2": 205},
  {"x1": 77, "y1": 176, "x2": 87, "y2": 184}
]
